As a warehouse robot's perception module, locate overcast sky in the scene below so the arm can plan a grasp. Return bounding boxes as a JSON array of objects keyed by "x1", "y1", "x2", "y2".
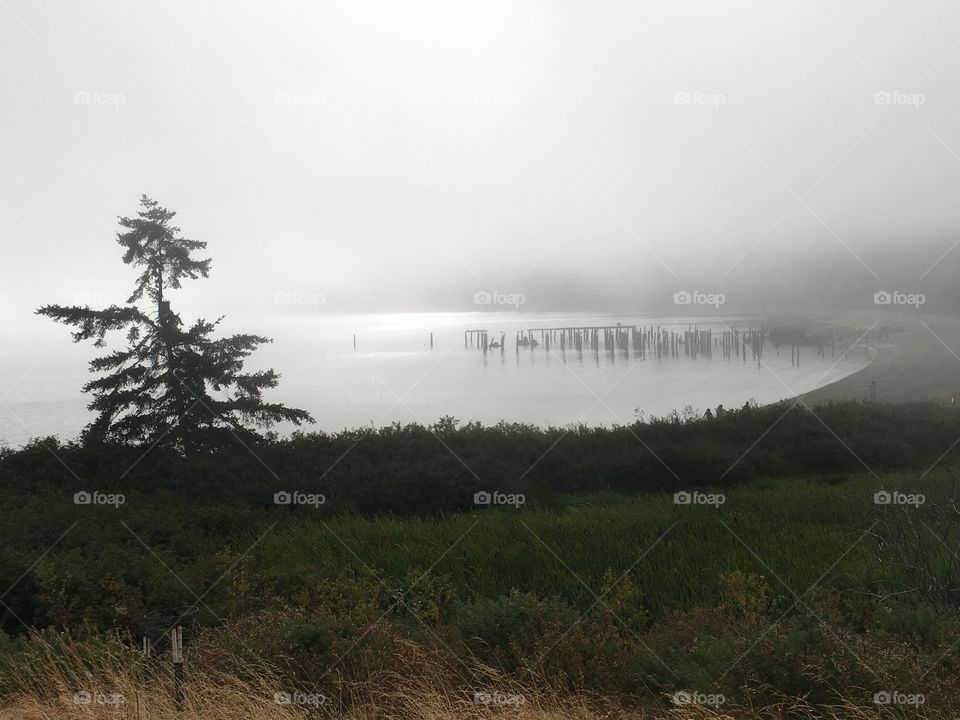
[{"x1": 2, "y1": 0, "x2": 960, "y2": 323}]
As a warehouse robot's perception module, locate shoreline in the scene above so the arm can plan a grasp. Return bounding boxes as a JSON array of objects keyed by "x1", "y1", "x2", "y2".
[
  {"x1": 4, "y1": 311, "x2": 957, "y2": 450},
  {"x1": 793, "y1": 310, "x2": 960, "y2": 405}
]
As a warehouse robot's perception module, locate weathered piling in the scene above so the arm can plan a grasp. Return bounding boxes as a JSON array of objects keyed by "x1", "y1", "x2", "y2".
[{"x1": 471, "y1": 322, "x2": 869, "y2": 377}]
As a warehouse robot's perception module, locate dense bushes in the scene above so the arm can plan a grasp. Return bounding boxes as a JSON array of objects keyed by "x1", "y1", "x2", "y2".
[
  {"x1": 0, "y1": 478, "x2": 958, "y2": 709},
  {"x1": 4, "y1": 400, "x2": 960, "y2": 517},
  {"x1": 3, "y1": 401, "x2": 960, "y2": 640},
  {"x1": 3, "y1": 401, "x2": 960, "y2": 709}
]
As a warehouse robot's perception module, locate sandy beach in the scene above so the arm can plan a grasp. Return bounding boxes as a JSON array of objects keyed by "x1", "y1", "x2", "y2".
[{"x1": 797, "y1": 310, "x2": 960, "y2": 405}]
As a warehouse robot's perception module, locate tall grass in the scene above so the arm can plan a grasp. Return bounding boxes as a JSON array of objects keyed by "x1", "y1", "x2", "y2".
[
  {"x1": 250, "y1": 477, "x2": 902, "y2": 615},
  {"x1": 0, "y1": 631, "x2": 949, "y2": 719},
  {"x1": 3, "y1": 473, "x2": 957, "y2": 715}
]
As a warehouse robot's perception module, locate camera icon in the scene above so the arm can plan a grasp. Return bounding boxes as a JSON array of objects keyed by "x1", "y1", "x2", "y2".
[
  {"x1": 873, "y1": 691, "x2": 892, "y2": 705},
  {"x1": 873, "y1": 91, "x2": 892, "y2": 105},
  {"x1": 273, "y1": 291, "x2": 292, "y2": 305},
  {"x1": 73, "y1": 491, "x2": 92, "y2": 505},
  {"x1": 873, "y1": 490, "x2": 892, "y2": 505},
  {"x1": 274, "y1": 491, "x2": 292, "y2": 505},
  {"x1": 73, "y1": 691, "x2": 92, "y2": 705},
  {"x1": 673, "y1": 91, "x2": 692, "y2": 105},
  {"x1": 672, "y1": 690, "x2": 692, "y2": 705},
  {"x1": 673, "y1": 491, "x2": 692, "y2": 505},
  {"x1": 473, "y1": 290, "x2": 492, "y2": 305},
  {"x1": 873, "y1": 291, "x2": 891, "y2": 305},
  {"x1": 673, "y1": 291, "x2": 692, "y2": 305},
  {"x1": 73, "y1": 91, "x2": 92, "y2": 105},
  {"x1": 273, "y1": 691, "x2": 292, "y2": 705},
  {"x1": 474, "y1": 491, "x2": 492, "y2": 505}
]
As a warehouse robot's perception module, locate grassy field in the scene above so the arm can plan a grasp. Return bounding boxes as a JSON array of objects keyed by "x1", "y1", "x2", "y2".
[
  {"x1": 252, "y1": 477, "x2": 891, "y2": 614},
  {"x1": 4, "y1": 402, "x2": 960, "y2": 716},
  {"x1": 3, "y1": 468, "x2": 959, "y2": 716}
]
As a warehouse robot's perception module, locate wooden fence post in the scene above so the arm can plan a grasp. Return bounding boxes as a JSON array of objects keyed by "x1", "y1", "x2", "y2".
[{"x1": 172, "y1": 626, "x2": 184, "y2": 712}]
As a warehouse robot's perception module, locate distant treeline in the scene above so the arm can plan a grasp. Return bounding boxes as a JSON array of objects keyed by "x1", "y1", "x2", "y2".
[{"x1": 3, "y1": 399, "x2": 959, "y2": 515}]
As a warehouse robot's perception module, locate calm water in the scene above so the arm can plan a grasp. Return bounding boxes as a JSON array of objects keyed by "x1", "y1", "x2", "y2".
[{"x1": 0, "y1": 312, "x2": 871, "y2": 448}]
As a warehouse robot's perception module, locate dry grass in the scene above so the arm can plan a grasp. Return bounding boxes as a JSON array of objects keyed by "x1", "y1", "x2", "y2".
[{"x1": 0, "y1": 632, "x2": 946, "y2": 720}]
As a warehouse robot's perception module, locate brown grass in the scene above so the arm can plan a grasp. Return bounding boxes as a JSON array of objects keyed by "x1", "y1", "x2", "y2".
[{"x1": 0, "y1": 632, "x2": 946, "y2": 720}]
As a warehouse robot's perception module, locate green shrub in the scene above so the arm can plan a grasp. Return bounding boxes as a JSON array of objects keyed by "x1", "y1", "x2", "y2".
[{"x1": 453, "y1": 591, "x2": 579, "y2": 670}]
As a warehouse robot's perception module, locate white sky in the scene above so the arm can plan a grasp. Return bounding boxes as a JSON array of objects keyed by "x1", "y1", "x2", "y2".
[{"x1": 2, "y1": 0, "x2": 960, "y2": 322}]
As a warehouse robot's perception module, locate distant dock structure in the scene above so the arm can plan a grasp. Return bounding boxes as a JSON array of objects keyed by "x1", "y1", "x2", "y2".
[
  {"x1": 460, "y1": 323, "x2": 755, "y2": 363},
  {"x1": 457, "y1": 322, "x2": 849, "y2": 370},
  {"x1": 353, "y1": 321, "x2": 868, "y2": 367}
]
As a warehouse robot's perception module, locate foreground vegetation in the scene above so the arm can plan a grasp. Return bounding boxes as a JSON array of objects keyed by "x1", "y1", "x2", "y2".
[
  {"x1": 2, "y1": 471, "x2": 959, "y2": 716},
  {"x1": 1, "y1": 630, "x2": 954, "y2": 719},
  {"x1": 2, "y1": 400, "x2": 960, "y2": 715},
  {"x1": 6, "y1": 634, "x2": 951, "y2": 720}
]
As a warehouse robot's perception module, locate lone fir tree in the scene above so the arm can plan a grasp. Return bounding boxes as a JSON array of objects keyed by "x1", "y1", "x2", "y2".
[{"x1": 38, "y1": 195, "x2": 313, "y2": 453}]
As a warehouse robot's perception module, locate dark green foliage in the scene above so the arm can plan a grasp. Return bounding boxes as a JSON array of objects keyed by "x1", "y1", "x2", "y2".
[
  {"x1": 3, "y1": 402, "x2": 960, "y2": 706},
  {"x1": 36, "y1": 195, "x2": 312, "y2": 453},
  {"x1": 5, "y1": 400, "x2": 960, "y2": 513},
  {"x1": 116, "y1": 196, "x2": 211, "y2": 305},
  {"x1": 1, "y1": 454, "x2": 960, "y2": 705},
  {"x1": 453, "y1": 591, "x2": 579, "y2": 670}
]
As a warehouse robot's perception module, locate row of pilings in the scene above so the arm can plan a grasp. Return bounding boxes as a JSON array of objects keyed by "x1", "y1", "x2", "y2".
[
  {"x1": 363, "y1": 325, "x2": 867, "y2": 364},
  {"x1": 460, "y1": 325, "x2": 770, "y2": 365}
]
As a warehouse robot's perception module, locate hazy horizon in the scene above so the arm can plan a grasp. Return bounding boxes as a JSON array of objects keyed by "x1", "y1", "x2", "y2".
[{"x1": 3, "y1": 1, "x2": 960, "y2": 326}]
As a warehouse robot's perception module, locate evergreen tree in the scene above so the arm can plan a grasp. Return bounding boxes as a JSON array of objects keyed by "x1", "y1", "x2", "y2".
[{"x1": 37, "y1": 195, "x2": 313, "y2": 453}]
